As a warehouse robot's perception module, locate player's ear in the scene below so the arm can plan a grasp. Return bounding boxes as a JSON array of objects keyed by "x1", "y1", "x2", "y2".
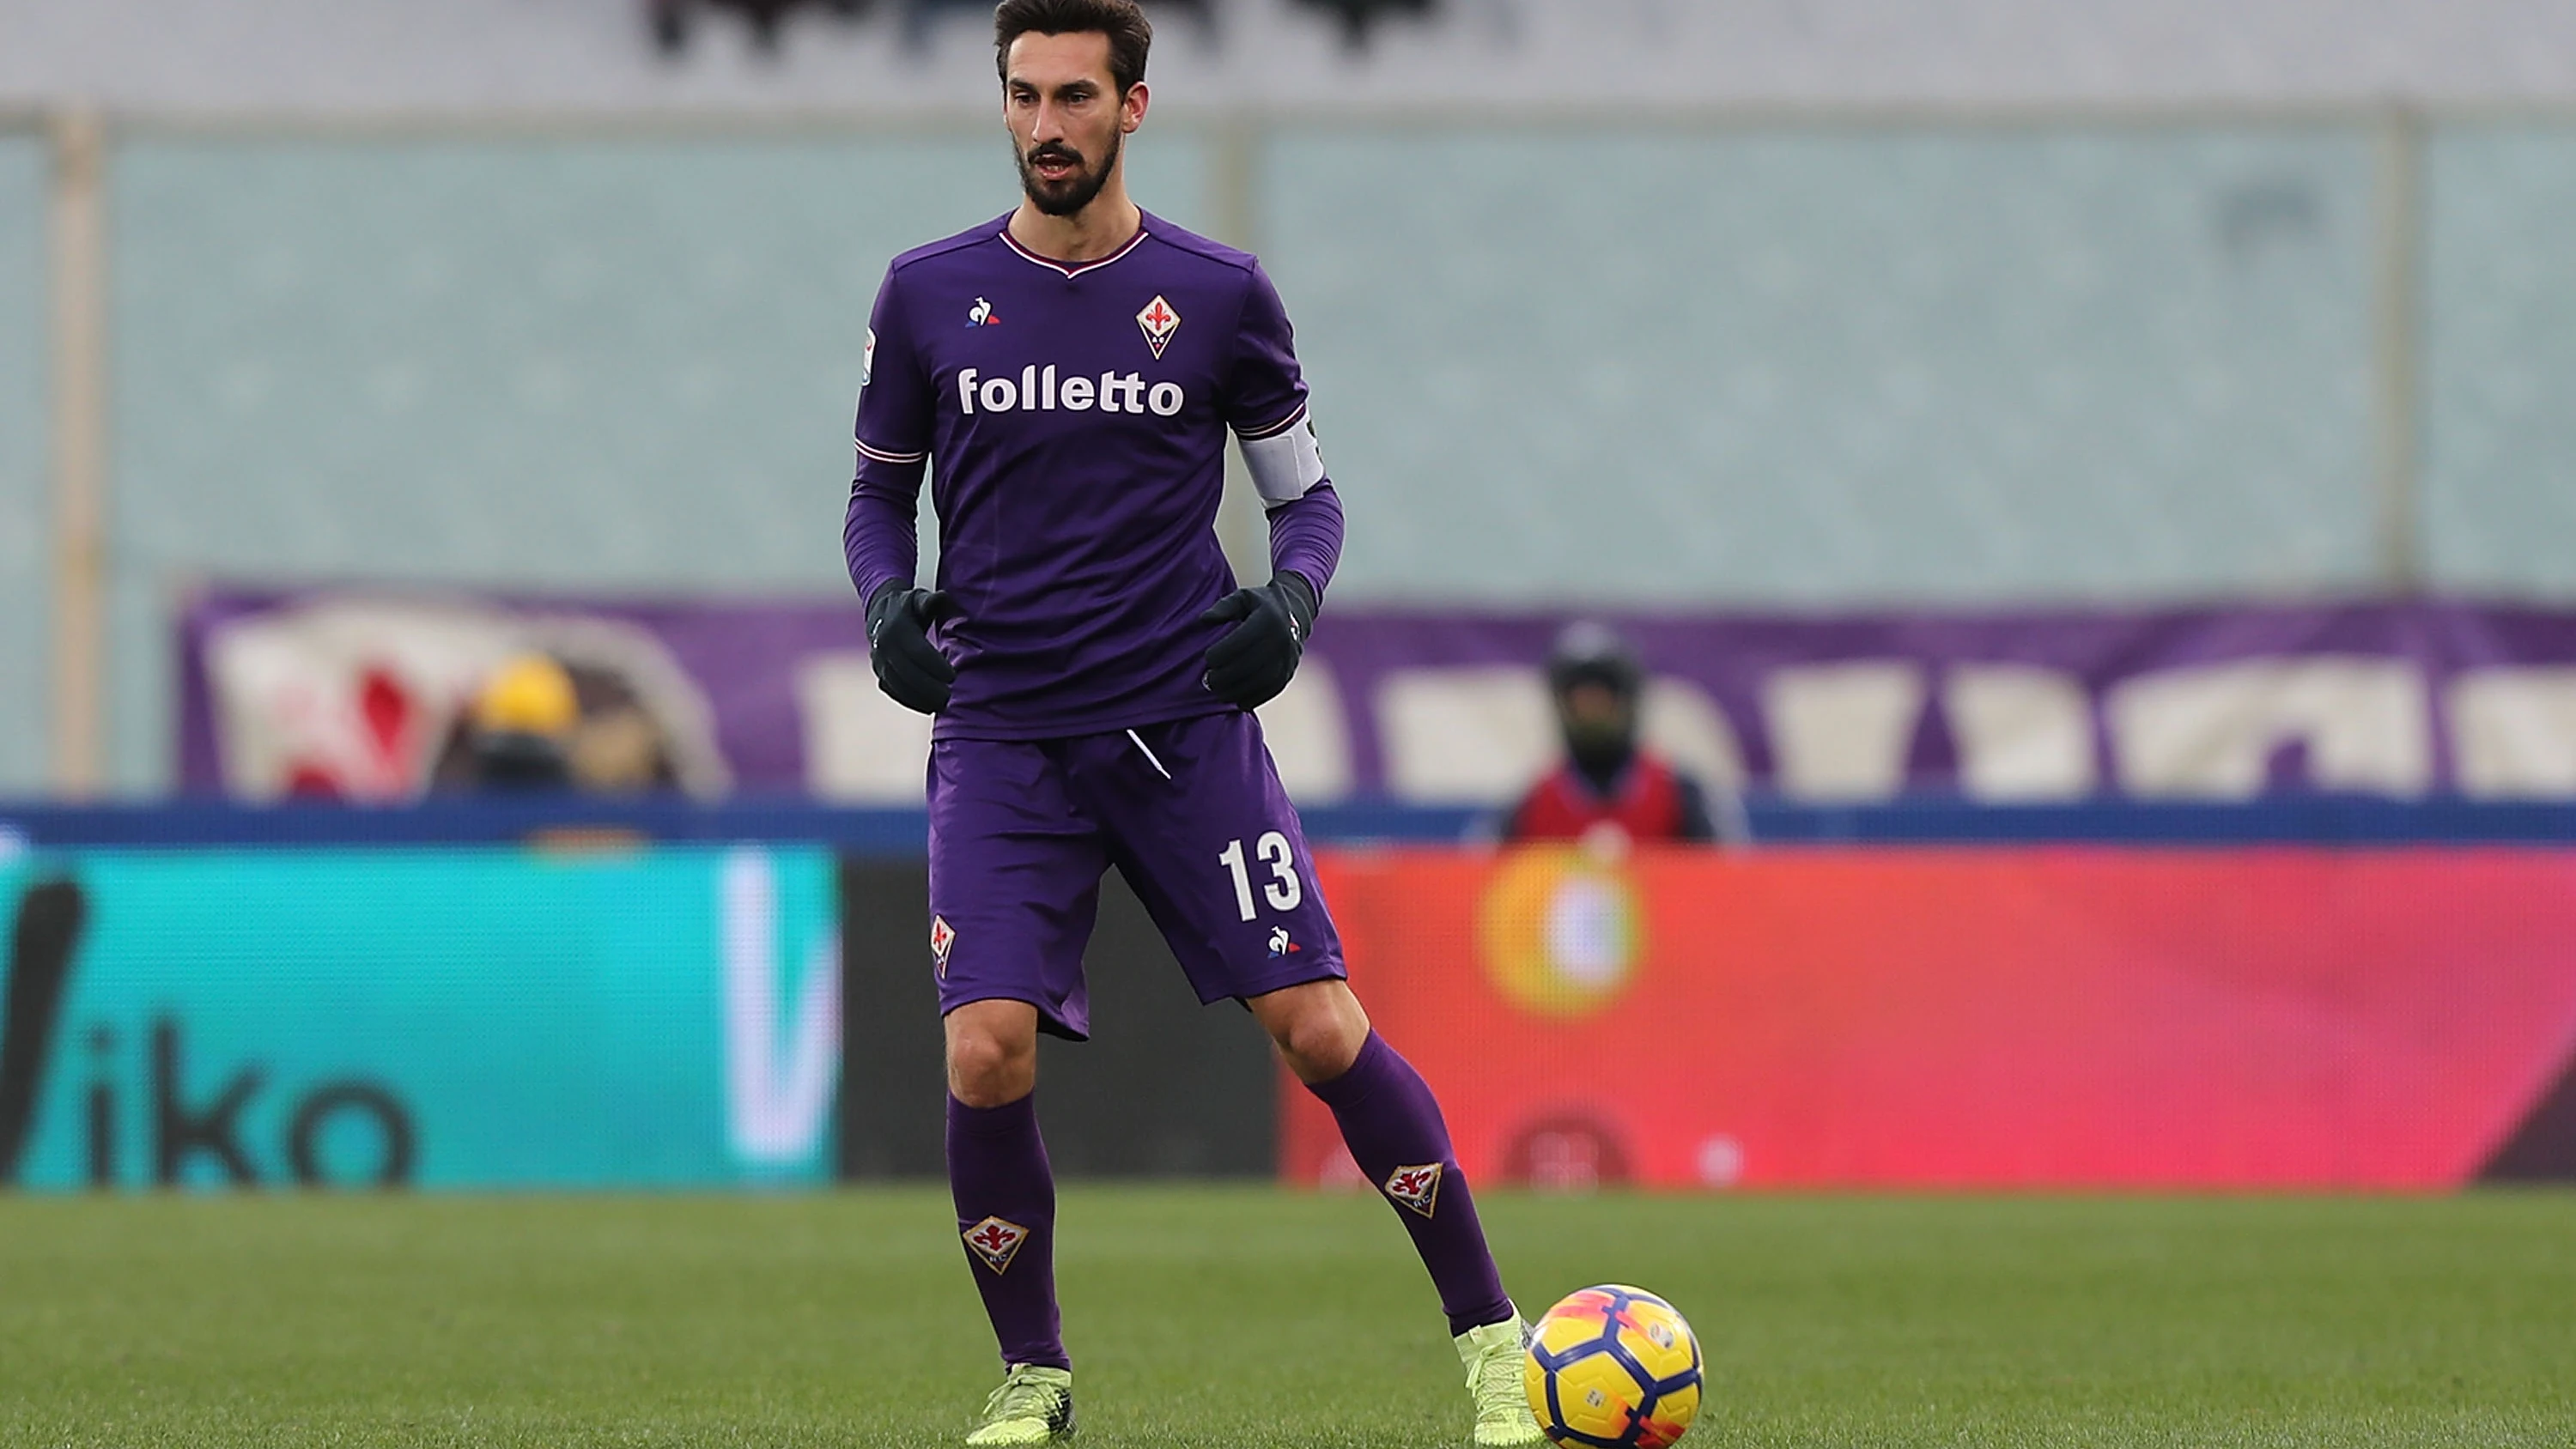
[{"x1": 1121, "y1": 81, "x2": 1149, "y2": 133}]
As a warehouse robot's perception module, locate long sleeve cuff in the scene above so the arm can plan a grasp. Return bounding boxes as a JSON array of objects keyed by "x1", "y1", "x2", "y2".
[
  {"x1": 843, "y1": 488, "x2": 920, "y2": 606},
  {"x1": 1266, "y1": 484, "x2": 1343, "y2": 604}
]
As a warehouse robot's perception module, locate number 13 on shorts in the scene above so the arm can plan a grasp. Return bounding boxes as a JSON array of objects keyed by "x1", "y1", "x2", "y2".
[{"x1": 1217, "y1": 831, "x2": 1303, "y2": 921}]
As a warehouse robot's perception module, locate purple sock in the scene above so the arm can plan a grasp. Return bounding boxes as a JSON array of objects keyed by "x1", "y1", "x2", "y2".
[
  {"x1": 1307, "y1": 1032, "x2": 1514, "y2": 1337},
  {"x1": 946, "y1": 1094, "x2": 1069, "y2": 1370}
]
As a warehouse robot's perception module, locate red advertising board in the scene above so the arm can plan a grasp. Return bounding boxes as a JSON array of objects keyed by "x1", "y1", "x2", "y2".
[{"x1": 1282, "y1": 848, "x2": 2576, "y2": 1189}]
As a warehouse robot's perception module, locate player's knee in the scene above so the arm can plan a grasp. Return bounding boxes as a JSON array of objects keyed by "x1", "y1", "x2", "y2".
[
  {"x1": 945, "y1": 1026, "x2": 1036, "y2": 1107},
  {"x1": 1266, "y1": 991, "x2": 1368, "y2": 1084}
]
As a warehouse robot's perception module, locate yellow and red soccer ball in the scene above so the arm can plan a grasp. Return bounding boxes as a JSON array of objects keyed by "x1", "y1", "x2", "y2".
[{"x1": 1522, "y1": 1284, "x2": 1703, "y2": 1448}]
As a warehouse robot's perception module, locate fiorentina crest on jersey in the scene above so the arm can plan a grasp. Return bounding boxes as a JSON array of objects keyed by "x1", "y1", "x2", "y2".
[
  {"x1": 930, "y1": 914, "x2": 957, "y2": 977},
  {"x1": 1136, "y1": 294, "x2": 1182, "y2": 359},
  {"x1": 963, "y1": 1216, "x2": 1030, "y2": 1274},
  {"x1": 1383, "y1": 1162, "x2": 1443, "y2": 1218}
]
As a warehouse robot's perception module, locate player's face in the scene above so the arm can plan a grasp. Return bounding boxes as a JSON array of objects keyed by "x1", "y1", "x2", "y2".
[{"x1": 1004, "y1": 33, "x2": 1146, "y2": 218}]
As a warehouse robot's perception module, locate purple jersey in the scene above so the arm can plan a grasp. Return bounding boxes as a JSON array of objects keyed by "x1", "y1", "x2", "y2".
[{"x1": 846, "y1": 211, "x2": 1342, "y2": 740}]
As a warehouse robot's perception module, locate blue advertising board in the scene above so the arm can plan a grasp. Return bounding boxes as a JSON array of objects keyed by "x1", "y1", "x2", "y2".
[{"x1": 0, "y1": 845, "x2": 839, "y2": 1190}]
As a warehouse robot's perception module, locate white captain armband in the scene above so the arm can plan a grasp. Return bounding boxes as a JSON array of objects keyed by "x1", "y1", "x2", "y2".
[{"x1": 1237, "y1": 405, "x2": 1328, "y2": 504}]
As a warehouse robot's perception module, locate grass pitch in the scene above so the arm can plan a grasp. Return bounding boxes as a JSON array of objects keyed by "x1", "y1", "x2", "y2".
[{"x1": 1, "y1": 1189, "x2": 2570, "y2": 1447}]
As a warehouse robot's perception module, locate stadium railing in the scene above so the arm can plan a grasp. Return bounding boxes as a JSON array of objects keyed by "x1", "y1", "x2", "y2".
[{"x1": 4, "y1": 797, "x2": 2574, "y2": 850}]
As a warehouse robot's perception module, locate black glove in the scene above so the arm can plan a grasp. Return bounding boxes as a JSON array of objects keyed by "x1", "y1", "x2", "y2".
[
  {"x1": 1199, "y1": 573, "x2": 1318, "y2": 710},
  {"x1": 866, "y1": 583, "x2": 957, "y2": 714}
]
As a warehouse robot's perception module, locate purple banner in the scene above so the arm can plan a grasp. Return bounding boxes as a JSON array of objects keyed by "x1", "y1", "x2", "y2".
[{"x1": 180, "y1": 588, "x2": 2576, "y2": 803}]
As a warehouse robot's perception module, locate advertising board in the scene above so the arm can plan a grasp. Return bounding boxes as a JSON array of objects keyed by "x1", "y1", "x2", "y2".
[
  {"x1": 0, "y1": 846, "x2": 840, "y2": 1190},
  {"x1": 1284, "y1": 846, "x2": 2576, "y2": 1189},
  {"x1": 836, "y1": 859, "x2": 1277, "y2": 1180}
]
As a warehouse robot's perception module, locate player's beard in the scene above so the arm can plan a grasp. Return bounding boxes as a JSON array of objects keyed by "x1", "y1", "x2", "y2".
[{"x1": 1017, "y1": 130, "x2": 1121, "y2": 218}]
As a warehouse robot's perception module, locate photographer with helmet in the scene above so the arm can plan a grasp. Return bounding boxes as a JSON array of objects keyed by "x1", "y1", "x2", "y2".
[{"x1": 1501, "y1": 622, "x2": 1718, "y2": 847}]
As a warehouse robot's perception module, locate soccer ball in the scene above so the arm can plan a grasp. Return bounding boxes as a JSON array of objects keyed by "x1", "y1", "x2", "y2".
[{"x1": 1522, "y1": 1284, "x2": 1703, "y2": 1448}]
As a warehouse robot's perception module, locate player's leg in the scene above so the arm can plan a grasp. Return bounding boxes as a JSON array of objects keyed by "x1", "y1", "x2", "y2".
[
  {"x1": 1071, "y1": 714, "x2": 1542, "y2": 1446},
  {"x1": 946, "y1": 999, "x2": 1075, "y2": 1446},
  {"x1": 1243, "y1": 977, "x2": 1543, "y2": 1446},
  {"x1": 1245, "y1": 978, "x2": 1510, "y2": 1327},
  {"x1": 929, "y1": 737, "x2": 1106, "y2": 1445},
  {"x1": 946, "y1": 997, "x2": 1062, "y2": 1357}
]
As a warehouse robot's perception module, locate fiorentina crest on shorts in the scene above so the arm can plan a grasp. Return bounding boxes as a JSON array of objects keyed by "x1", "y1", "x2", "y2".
[
  {"x1": 930, "y1": 914, "x2": 956, "y2": 977},
  {"x1": 1383, "y1": 1162, "x2": 1443, "y2": 1218},
  {"x1": 1136, "y1": 294, "x2": 1181, "y2": 360},
  {"x1": 963, "y1": 1216, "x2": 1030, "y2": 1274}
]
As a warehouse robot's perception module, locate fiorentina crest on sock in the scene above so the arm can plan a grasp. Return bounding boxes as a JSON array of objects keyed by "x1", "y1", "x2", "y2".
[
  {"x1": 1383, "y1": 1162, "x2": 1443, "y2": 1218},
  {"x1": 963, "y1": 1216, "x2": 1030, "y2": 1274}
]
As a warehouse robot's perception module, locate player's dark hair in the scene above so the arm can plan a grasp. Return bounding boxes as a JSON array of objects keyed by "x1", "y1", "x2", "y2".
[{"x1": 993, "y1": 0, "x2": 1152, "y2": 94}]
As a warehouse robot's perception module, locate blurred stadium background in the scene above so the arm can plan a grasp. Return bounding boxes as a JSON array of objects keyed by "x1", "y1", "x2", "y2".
[
  {"x1": 3, "y1": 0, "x2": 2576, "y2": 1205},
  {"x1": 9, "y1": 5, "x2": 2576, "y2": 1446}
]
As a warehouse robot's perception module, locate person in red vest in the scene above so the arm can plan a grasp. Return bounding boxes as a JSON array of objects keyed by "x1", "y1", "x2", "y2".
[{"x1": 1501, "y1": 622, "x2": 1718, "y2": 846}]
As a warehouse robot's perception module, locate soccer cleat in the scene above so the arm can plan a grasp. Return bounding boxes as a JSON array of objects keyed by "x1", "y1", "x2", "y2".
[
  {"x1": 965, "y1": 1363, "x2": 1076, "y2": 1446},
  {"x1": 1456, "y1": 1314, "x2": 1547, "y2": 1447}
]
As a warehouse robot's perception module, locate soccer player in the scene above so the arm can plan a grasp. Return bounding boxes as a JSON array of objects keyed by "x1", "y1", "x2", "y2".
[{"x1": 842, "y1": 2, "x2": 1546, "y2": 1444}]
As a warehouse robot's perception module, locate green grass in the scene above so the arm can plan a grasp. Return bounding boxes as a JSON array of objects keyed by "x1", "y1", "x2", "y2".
[{"x1": 1, "y1": 1189, "x2": 2572, "y2": 1447}]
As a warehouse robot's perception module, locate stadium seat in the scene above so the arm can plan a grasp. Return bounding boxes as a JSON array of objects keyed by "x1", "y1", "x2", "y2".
[
  {"x1": 649, "y1": 0, "x2": 875, "y2": 56},
  {"x1": 1287, "y1": 0, "x2": 1438, "y2": 49},
  {"x1": 901, "y1": 0, "x2": 1215, "y2": 51}
]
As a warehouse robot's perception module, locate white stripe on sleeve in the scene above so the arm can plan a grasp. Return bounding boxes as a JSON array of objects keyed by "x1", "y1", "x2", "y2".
[{"x1": 856, "y1": 438, "x2": 927, "y2": 466}]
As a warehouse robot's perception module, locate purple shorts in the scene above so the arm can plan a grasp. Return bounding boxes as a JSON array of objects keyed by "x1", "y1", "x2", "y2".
[{"x1": 927, "y1": 711, "x2": 1347, "y2": 1040}]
